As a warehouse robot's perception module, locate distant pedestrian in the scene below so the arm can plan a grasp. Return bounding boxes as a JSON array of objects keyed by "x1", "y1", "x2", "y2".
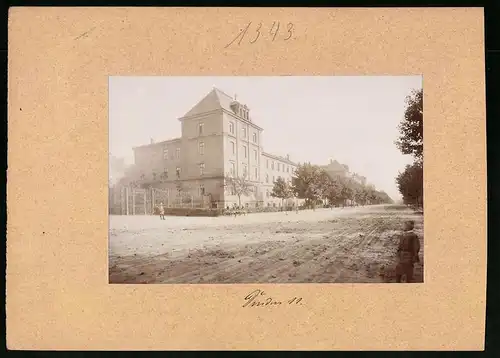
[
  {"x1": 395, "y1": 220, "x2": 420, "y2": 283},
  {"x1": 159, "y1": 202, "x2": 165, "y2": 220}
]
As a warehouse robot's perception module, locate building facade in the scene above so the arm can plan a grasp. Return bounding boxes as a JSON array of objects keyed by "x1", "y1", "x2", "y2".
[
  {"x1": 321, "y1": 159, "x2": 349, "y2": 178},
  {"x1": 129, "y1": 88, "x2": 302, "y2": 208},
  {"x1": 321, "y1": 159, "x2": 368, "y2": 187}
]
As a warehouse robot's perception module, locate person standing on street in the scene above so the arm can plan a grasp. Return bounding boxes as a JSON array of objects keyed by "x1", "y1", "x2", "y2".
[
  {"x1": 159, "y1": 202, "x2": 165, "y2": 220},
  {"x1": 395, "y1": 220, "x2": 420, "y2": 283}
]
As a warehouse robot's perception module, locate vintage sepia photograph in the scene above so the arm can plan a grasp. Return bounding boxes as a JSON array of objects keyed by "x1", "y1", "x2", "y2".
[{"x1": 109, "y1": 76, "x2": 423, "y2": 284}]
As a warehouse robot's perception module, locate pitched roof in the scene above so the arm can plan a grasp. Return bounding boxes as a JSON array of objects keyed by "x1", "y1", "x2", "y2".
[
  {"x1": 262, "y1": 152, "x2": 297, "y2": 166},
  {"x1": 182, "y1": 88, "x2": 235, "y2": 118},
  {"x1": 132, "y1": 137, "x2": 181, "y2": 150}
]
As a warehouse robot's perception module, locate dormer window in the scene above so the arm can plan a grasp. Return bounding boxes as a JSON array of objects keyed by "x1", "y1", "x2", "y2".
[{"x1": 230, "y1": 100, "x2": 239, "y2": 113}]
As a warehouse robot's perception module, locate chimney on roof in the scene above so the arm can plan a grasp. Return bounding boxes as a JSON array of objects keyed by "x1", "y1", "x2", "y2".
[
  {"x1": 150, "y1": 138, "x2": 154, "y2": 144},
  {"x1": 286, "y1": 154, "x2": 290, "y2": 160}
]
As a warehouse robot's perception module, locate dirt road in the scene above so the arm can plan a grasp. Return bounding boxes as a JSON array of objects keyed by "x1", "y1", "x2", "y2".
[{"x1": 109, "y1": 204, "x2": 423, "y2": 284}]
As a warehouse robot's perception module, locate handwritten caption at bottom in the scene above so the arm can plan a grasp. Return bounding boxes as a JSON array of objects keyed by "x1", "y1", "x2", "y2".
[{"x1": 243, "y1": 289, "x2": 303, "y2": 308}]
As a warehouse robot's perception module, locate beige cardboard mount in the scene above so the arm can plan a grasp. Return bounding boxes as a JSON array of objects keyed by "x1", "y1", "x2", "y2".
[{"x1": 7, "y1": 7, "x2": 486, "y2": 350}]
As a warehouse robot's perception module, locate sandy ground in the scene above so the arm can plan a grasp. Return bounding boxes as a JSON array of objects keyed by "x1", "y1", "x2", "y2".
[{"x1": 109, "y1": 204, "x2": 424, "y2": 284}]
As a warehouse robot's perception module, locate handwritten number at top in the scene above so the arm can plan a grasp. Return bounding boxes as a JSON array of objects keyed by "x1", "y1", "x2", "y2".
[
  {"x1": 285, "y1": 23, "x2": 294, "y2": 41},
  {"x1": 250, "y1": 23, "x2": 262, "y2": 44},
  {"x1": 224, "y1": 22, "x2": 252, "y2": 49},
  {"x1": 224, "y1": 21, "x2": 295, "y2": 48},
  {"x1": 269, "y1": 21, "x2": 280, "y2": 41}
]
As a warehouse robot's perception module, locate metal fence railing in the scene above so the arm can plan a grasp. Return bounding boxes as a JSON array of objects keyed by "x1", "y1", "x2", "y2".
[{"x1": 109, "y1": 185, "x2": 211, "y2": 215}]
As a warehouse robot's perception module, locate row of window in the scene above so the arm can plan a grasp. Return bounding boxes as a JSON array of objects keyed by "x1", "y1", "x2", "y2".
[
  {"x1": 163, "y1": 147, "x2": 181, "y2": 160},
  {"x1": 162, "y1": 122, "x2": 259, "y2": 161},
  {"x1": 228, "y1": 162, "x2": 257, "y2": 179},
  {"x1": 146, "y1": 164, "x2": 291, "y2": 183},
  {"x1": 264, "y1": 174, "x2": 292, "y2": 184},
  {"x1": 228, "y1": 122, "x2": 258, "y2": 143},
  {"x1": 163, "y1": 142, "x2": 206, "y2": 160},
  {"x1": 229, "y1": 141, "x2": 258, "y2": 160},
  {"x1": 266, "y1": 159, "x2": 291, "y2": 173},
  {"x1": 165, "y1": 141, "x2": 259, "y2": 159},
  {"x1": 143, "y1": 163, "x2": 206, "y2": 181},
  {"x1": 141, "y1": 168, "x2": 181, "y2": 181},
  {"x1": 234, "y1": 105, "x2": 250, "y2": 120},
  {"x1": 227, "y1": 162, "x2": 293, "y2": 184}
]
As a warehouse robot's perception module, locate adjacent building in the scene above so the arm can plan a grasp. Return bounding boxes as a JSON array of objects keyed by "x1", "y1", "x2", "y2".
[
  {"x1": 321, "y1": 159, "x2": 349, "y2": 179},
  {"x1": 321, "y1": 159, "x2": 368, "y2": 187}
]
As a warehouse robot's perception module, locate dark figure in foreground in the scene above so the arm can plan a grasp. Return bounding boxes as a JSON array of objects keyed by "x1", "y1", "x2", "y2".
[{"x1": 395, "y1": 220, "x2": 420, "y2": 283}]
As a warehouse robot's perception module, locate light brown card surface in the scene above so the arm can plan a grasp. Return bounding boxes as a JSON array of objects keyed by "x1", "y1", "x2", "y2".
[{"x1": 7, "y1": 7, "x2": 486, "y2": 350}]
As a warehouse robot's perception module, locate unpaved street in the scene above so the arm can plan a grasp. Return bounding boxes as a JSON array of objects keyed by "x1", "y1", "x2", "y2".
[{"x1": 109, "y1": 204, "x2": 423, "y2": 284}]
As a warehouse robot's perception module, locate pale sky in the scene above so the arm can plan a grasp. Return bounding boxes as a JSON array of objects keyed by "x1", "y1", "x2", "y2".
[{"x1": 109, "y1": 76, "x2": 422, "y2": 200}]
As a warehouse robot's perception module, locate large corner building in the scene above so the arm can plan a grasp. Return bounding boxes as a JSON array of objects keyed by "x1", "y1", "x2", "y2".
[{"x1": 129, "y1": 88, "x2": 302, "y2": 208}]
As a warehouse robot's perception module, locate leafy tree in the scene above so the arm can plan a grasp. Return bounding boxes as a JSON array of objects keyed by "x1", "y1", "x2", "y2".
[
  {"x1": 317, "y1": 170, "x2": 333, "y2": 201},
  {"x1": 396, "y1": 162, "x2": 423, "y2": 207},
  {"x1": 271, "y1": 176, "x2": 293, "y2": 207},
  {"x1": 354, "y1": 183, "x2": 368, "y2": 206},
  {"x1": 378, "y1": 191, "x2": 394, "y2": 204},
  {"x1": 368, "y1": 190, "x2": 393, "y2": 205},
  {"x1": 291, "y1": 163, "x2": 324, "y2": 209},
  {"x1": 223, "y1": 174, "x2": 253, "y2": 207},
  {"x1": 395, "y1": 88, "x2": 423, "y2": 162},
  {"x1": 323, "y1": 175, "x2": 343, "y2": 207},
  {"x1": 338, "y1": 177, "x2": 355, "y2": 207},
  {"x1": 395, "y1": 88, "x2": 424, "y2": 206}
]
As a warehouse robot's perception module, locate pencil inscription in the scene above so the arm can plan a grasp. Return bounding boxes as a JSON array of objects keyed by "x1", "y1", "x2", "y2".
[
  {"x1": 224, "y1": 21, "x2": 295, "y2": 49},
  {"x1": 242, "y1": 289, "x2": 304, "y2": 308},
  {"x1": 74, "y1": 26, "x2": 96, "y2": 41}
]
